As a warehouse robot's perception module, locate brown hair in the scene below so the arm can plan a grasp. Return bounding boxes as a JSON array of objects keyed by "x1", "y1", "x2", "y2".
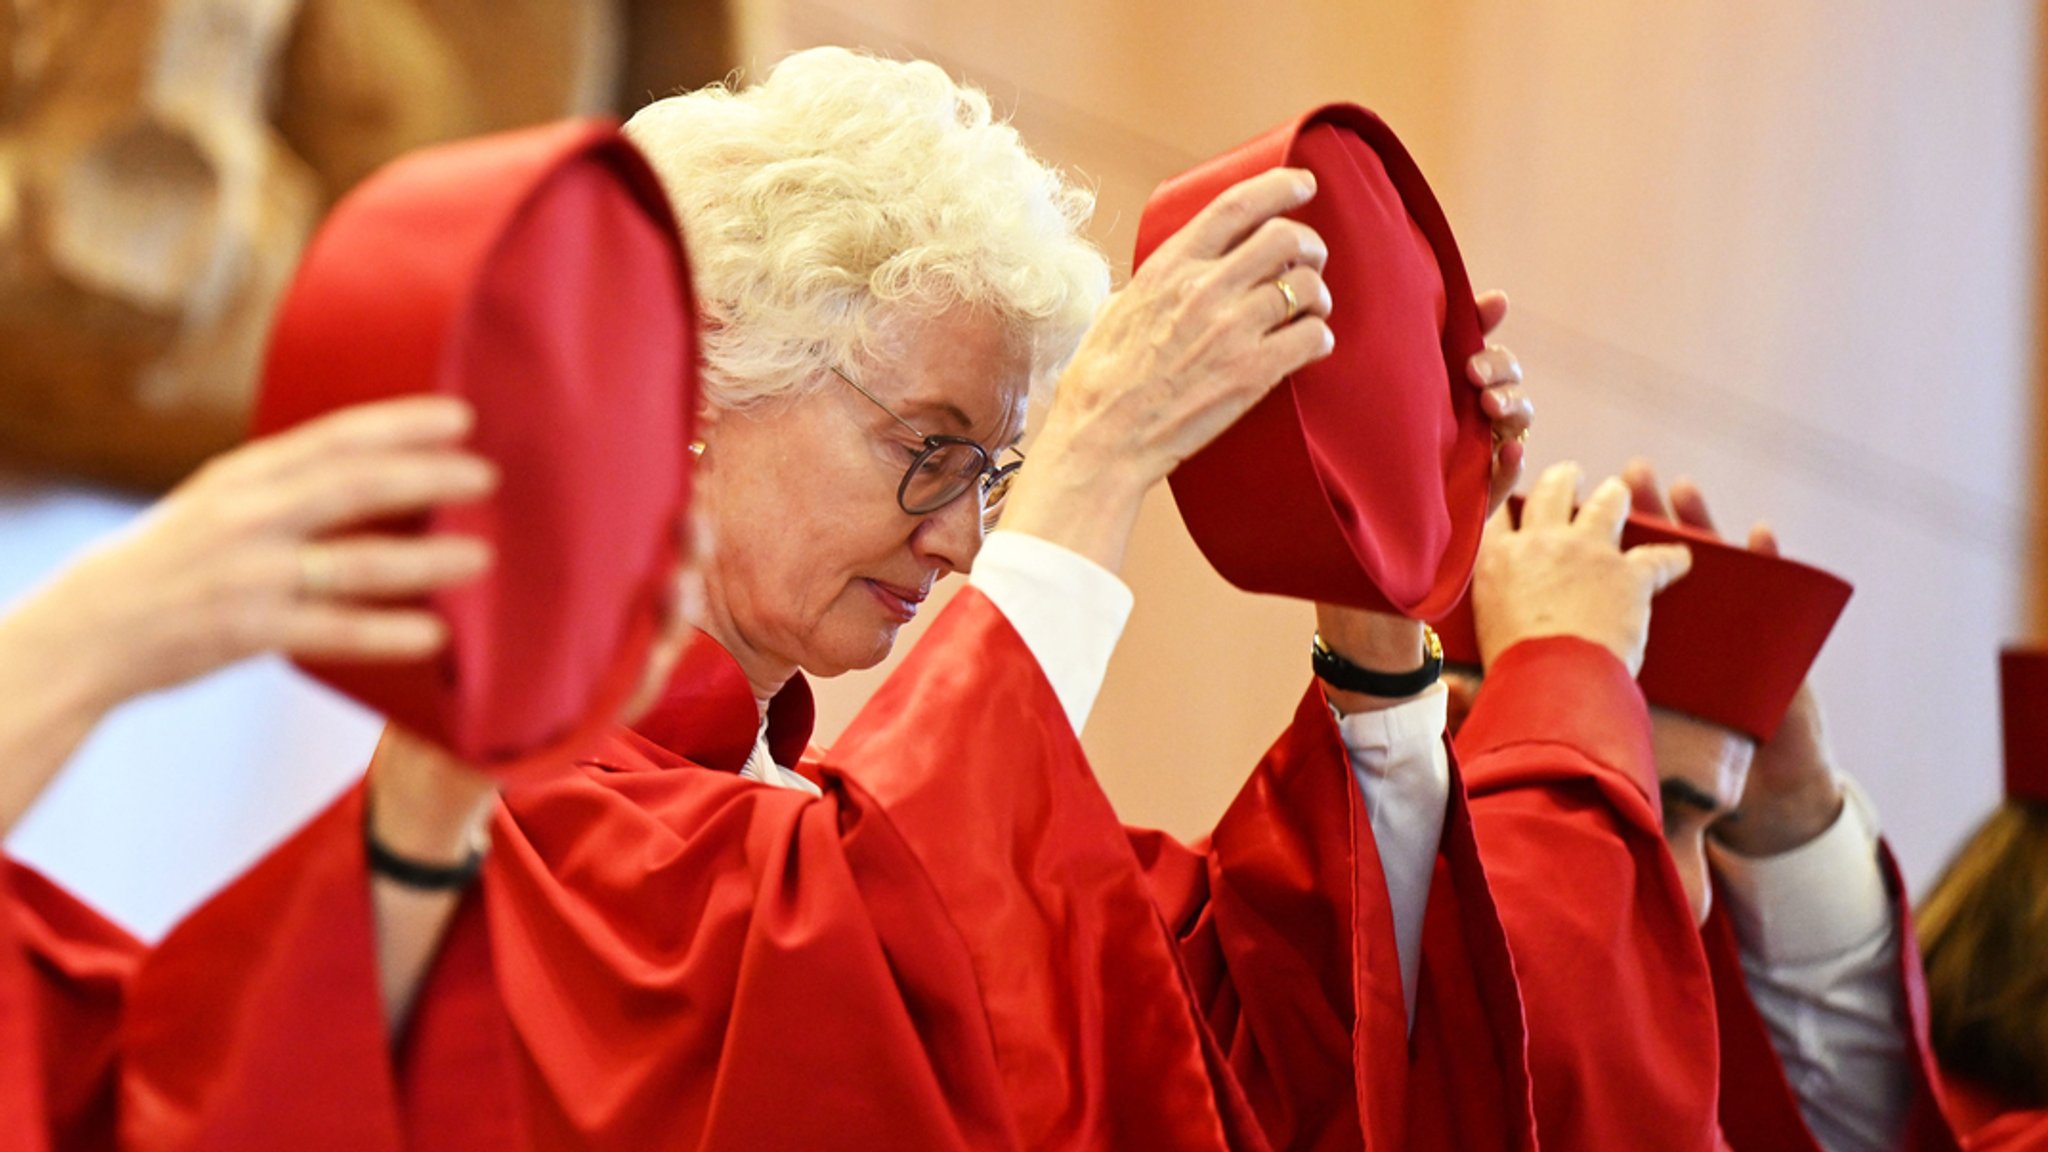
[{"x1": 1919, "y1": 799, "x2": 2048, "y2": 1109}]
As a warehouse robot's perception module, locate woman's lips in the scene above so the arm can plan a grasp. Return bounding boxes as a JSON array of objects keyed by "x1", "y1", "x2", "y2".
[{"x1": 865, "y1": 578, "x2": 928, "y2": 623}]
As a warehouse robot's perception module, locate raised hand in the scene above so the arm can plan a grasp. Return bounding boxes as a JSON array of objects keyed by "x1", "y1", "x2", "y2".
[
  {"x1": 0, "y1": 394, "x2": 499, "y2": 834},
  {"x1": 1622, "y1": 459, "x2": 1843, "y2": 856},
  {"x1": 1471, "y1": 461, "x2": 1692, "y2": 675},
  {"x1": 1000, "y1": 167, "x2": 1334, "y2": 573}
]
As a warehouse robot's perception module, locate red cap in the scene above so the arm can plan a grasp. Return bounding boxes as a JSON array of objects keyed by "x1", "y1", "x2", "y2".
[
  {"x1": 1133, "y1": 105, "x2": 1492, "y2": 618},
  {"x1": 253, "y1": 119, "x2": 698, "y2": 773},
  {"x1": 1433, "y1": 499, "x2": 1852, "y2": 742},
  {"x1": 2002, "y1": 648, "x2": 2048, "y2": 803}
]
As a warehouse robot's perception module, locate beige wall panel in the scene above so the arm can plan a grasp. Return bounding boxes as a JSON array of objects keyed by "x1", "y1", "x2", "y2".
[{"x1": 747, "y1": 0, "x2": 2038, "y2": 886}]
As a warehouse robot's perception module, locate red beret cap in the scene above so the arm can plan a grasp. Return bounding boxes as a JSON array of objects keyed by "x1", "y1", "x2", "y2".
[
  {"x1": 2002, "y1": 648, "x2": 2048, "y2": 803},
  {"x1": 252, "y1": 119, "x2": 698, "y2": 773},
  {"x1": 1133, "y1": 104, "x2": 1492, "y2": 618},
  {"x1": 1434, "y1": 500, "x2": 1852, "y2": 742}
]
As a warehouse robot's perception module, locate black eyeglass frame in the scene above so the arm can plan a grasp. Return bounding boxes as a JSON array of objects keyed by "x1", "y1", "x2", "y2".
[{"x1": 828, "y1": 364, "x2": 1025, "y2": 521}]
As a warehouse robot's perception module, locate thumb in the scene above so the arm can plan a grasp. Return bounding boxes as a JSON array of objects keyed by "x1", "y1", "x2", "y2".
[{"x1": 1626, "y1": 542, "x2": 1693, "y2": 594}]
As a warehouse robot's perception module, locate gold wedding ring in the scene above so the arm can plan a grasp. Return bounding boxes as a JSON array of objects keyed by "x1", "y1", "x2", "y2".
[{"x1": 1273, "y1": 277, "x2": 1300, "y2": 326}]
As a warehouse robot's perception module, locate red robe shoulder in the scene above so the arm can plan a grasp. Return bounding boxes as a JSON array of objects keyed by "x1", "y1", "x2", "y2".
[
  {"x1": 117, "y1": 598, "x2": 1735, "y2": 1152},
  {"x1": 3, "y1": 858, "x2": 140, "y2": 1152},
  {"x1": 118, "y1": 589, "x2": 1248, "y2": 1151}
]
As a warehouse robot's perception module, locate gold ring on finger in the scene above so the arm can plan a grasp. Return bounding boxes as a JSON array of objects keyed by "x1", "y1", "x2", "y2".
[{"x1": 1273, "y1": 277, "x2": 1300, "y2": 326}]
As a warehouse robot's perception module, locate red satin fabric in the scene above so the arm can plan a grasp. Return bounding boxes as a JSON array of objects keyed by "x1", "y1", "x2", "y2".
[
  {"x1": 252, "y1": 120, "x2": 696, "y2": 777},
  {"x1": 2001, "y1": 648, "x2": 2048, "y2": 803},
  {"x1": 115, "y1": 588, "x2": 1583, "y2": 1150},
  {"x1": 1433, "y1": 499, "x2": 1853, "y2": 743},
  {"x1": 1133, "y1": 105, "x2": 1492, "y2": 619},
  {"x1": 128, "y1": 593, "x2": 1789, "y2": 1149},
  {"x1": 1456, "y1": 635, "x2": 1728, "y2": 1150},
  {"x1": 1142, "y1": 683, "x2": 1535, "y2": 1150},
  {"x1": 3, "y1": 860, "x2": 140, "y2": 1152},
  {"x1": 1943, "y1": 1079, "x2": 2048, "y2": 1151},
  {"x1": 119, "y1": 592, "x2": 1251, "y2": 1149},
  {"x1": 1963, "y1": 1114, "x2": 2048, "y2": 1152}
]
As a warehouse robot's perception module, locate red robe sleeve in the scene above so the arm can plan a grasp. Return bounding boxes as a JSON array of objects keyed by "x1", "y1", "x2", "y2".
[
  {"x1": 1135, "y1": 682, "x2": 1537, "y2": 1151},
  {"x1": 1455, "y1": 635, "x2": 1725, "y2": 1150},
  {"x1": 120, "y1": 785, "x2": 434, "y2": 1151},
  {"x1": 3, "y1": 859, "x2": 141, "y2": 1152},
  {"x1": 1707, "y1": 841, "x2": 1963, "y2": 1152},
  {"x1": 118, "y1": 588, "x2": 1252, "y2": 1150}
]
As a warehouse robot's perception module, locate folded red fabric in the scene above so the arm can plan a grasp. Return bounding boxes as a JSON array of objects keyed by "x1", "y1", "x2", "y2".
[
  {"x1": 2002, "y1": 647, "x2": 2048, "y2": 803},
  {"x1": 1135, "y1": 104, "x2": 1492, "y2": 618},
  {"x1": 1434, "y1": 498, "x2": 1853, "y2": 742},
  {"x1": 253, "y1": 119, "x2": 699, "y2": 773}
]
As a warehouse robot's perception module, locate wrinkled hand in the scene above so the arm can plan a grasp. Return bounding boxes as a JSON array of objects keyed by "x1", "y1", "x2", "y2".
[
  {"x1": 1001, "y1": 168, "x2": 1335, "y2": 572},
  {"x1": 6, "y1": 395, "x2": 498, "y2": 714},
  {"x1": 1471, "y1": 291, "x2": 1531, "y2": 516},
  {"x1": 1471, "y1": 462, "x2": 1692, "y2": 674},
  {"x1": 1623, "y1": 459, "x2": 1842, "y2": 855}
]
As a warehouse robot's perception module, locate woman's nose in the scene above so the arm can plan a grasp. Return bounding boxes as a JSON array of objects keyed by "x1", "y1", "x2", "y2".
[{"x1": 910, "y1": 489, "x2": 988, "y2": 575}]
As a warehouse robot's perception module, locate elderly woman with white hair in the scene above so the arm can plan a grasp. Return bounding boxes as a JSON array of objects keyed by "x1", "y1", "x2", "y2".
[{"x1": 118, "y1": 48, "x2": 1532, "y2": 1151}]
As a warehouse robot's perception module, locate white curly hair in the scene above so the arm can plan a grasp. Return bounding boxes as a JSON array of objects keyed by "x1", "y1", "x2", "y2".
[{"x1": 622, "y1": 47, "x2": 1111, "y2": 412}]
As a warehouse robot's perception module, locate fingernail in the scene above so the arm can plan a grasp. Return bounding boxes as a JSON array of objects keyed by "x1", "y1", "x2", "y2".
[
  {"x1": 421, "y1": 396, "x2": 477, "y2": 434},
  {"x1": 395, "y1": 616, "x2": 450, "y2": 654},
  {"x1": 461, "y1": 457, "x2": 502, "y2": 491},
  {"x1": 452, "y1": 537, "x2": 494, "y2": 570}
]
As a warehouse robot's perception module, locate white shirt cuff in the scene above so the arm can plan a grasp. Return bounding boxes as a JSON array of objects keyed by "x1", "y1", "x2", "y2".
[
  {"x1": 1709, "y1": 776, "x2": 1890, "y2": 966},
  {"x1": 967, "y1": 530, "x2": 1135, "y2": 735},
  {"x1": 1332, "y1": 680, "x2": 1452, "y2": 755}
]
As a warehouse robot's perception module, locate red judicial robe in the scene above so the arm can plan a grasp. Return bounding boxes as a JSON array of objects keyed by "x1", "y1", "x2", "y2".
[
  {"x1": 2, "y1": 860, "x2": 140, "y2": 1152},
  {"x1": 1456, "y1": 635, "x2": 1967, "y2": 1152},
  {"x1": 1135, "y1": 681, "x2": 1535, "y2": 1149},
  {"x1": 120, "y1": 590, "x2": 1259, "y2": 1149},
  {"x1": 1455, "y1": 636, "x2": 1728, "y2": 1150},
  {"x1": 121, "y1": 589, "x2": 1639, "y2": 1149}
]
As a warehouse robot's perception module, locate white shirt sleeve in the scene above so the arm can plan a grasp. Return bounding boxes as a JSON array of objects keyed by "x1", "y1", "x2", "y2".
[
  {"x1": 1706, "y1": 777, "x2": 1910, "y2": 1152},
  {"x1": 966, "y1": 530, "x2": 1136, "y2": 735},
  {"x1": 1333, "y1": 682, "x2": 1451, "y2": 1033}
]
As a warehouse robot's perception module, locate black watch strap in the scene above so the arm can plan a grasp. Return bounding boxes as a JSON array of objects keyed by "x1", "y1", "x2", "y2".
[
  {"x1": 364, "y1": 804, "x2": 487, "y2": 891},
  {"x1": 1312, "y1": 625, "x2": 1444, "y2": 698}
]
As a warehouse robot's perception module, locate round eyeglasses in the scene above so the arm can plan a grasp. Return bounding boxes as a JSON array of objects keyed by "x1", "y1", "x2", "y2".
[{"x1": 829, "y1": 365, "x2": 1024, "y2": 525}]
